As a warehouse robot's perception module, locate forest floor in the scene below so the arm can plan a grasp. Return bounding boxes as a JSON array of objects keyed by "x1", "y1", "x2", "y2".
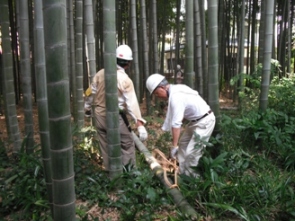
[{"x1": 0, "y1": 93, "x2": 237, "y2": 220}]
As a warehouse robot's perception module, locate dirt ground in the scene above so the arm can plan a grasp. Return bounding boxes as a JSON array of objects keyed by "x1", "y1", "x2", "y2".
[{"x1": 0, "y1": 94, "x2": 236, "y2": 220}]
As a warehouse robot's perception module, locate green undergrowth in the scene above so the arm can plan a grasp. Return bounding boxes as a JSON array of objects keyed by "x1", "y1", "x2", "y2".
[
  {"x1": 1, "y1": 74, "x2": 295, "y2": 220},
  {"x1": 0, "y1": 127, "x2": 176, "y2": 221},
  {"x1": 1, "y1": 106, "x2": 295, "y2": 221}
]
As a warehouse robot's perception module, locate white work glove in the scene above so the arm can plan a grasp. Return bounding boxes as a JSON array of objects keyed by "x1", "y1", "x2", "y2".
[
  {"x1": 170, "y1": 146, "x2": 178, "y2": 159},
  {"x1": 137, "y1": 125, "x2": 148, "y2": 141}
]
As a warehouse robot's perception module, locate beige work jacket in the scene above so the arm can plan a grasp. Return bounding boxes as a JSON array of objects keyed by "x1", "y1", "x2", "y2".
[{"x1": 91, "y1": 68, "x2": 146, "y2": 124}]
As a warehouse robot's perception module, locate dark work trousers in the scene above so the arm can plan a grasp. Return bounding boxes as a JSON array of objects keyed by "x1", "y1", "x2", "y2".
[{"x1": 94, "y1": 112, "x2": 136, "y2": 171}]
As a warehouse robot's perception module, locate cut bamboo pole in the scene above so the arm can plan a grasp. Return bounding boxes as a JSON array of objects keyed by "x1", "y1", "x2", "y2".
[{"x1": 132, "y1": 132, "x2": 200, "y2": 220}]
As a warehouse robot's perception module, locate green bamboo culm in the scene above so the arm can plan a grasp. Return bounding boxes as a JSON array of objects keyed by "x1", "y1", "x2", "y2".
[
  {"x1": 207, "y1": 0, "x2": 220, "y2": 130},
  {"x1": 259, "y1": 0, "x2": 275, "y2": 112},
  {"x1": 33, "y1": 0, "x2": 53, "y2": 214},
  {"x1": 130, "y1": 0, "x2": 140, "y2": 97},
  {"x1": 184, "y1": 0, "x2": 194, "y2": 88},
  {"x1": 103, "y1": 0, "x2": 123, "y2": 179},
  {"x1": 74, "y1": 0, "x2": 84, "y2": 127},
  {"x1": 199, "y1": 0, "x2": 208, "y2": 100},
  {"x1": 19, "y1": 0, "x2": 35, "y2": 153},
  {"x1": 84, "y1": 0, "x2": 96, "y2": 81},
  {"x1": 140, "y1": 0, "x2": 151, "y2": 115},
  {"x1": 84, "y1": 0, "x2": 96, "y2": 128},
  {"x1": 43, "y1": 0, "x2": 76, "y2": 220},
  {"x1": 132, "y1": 132, "x2": 200, "y2": 220},
  {"x1": 0, "y1": 0, "x2": 22, "y2": 153}
]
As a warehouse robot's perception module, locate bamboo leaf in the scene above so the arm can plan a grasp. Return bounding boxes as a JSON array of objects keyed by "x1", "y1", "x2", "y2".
[
  {"x1": 34, "y1": 165, "x2": 40, "y2": 177},
  {"x1": 146, "y1": 187, "x2": 157, "y2": 201},
  {"x1": 5, "y1": 174, "x2": 18, "y2": 184},
  {"x1": 87, "y1": 176, "x2": 98, "y2": 184},
  {"x1": 204, "y1": 203, "x2": 250, "y2": 221},
  {"x1": 34, "y1": 200, "x2": 49, "y2": 208}
]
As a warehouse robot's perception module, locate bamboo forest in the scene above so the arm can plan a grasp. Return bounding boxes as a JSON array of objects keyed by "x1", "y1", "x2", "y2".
[{"x1": 0, "y1": 0, "x2": 295, "y2": 220}]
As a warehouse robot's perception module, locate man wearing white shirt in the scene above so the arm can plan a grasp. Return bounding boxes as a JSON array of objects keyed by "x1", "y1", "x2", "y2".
[{"x1": 146, "y1": 73, "x2": 215, "y2": 177}]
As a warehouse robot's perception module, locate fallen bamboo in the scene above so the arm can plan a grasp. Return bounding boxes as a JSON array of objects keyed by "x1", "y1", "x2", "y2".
[{"x1": 132, "y1": 132, "x2": 200, "y2": 220}]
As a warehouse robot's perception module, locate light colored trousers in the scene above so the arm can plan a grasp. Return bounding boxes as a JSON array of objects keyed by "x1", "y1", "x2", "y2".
[
  {"x1": 177, "y1": 113, "x2": 216, "y2": 177},
  {"x1": 94, "y1": 114, "x2": 136, "y2": 171}
]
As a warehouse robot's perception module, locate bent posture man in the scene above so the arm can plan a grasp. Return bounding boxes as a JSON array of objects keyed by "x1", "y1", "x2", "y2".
[{"x1": 146, "y1": 73, "x2": 215, "y2": 177}]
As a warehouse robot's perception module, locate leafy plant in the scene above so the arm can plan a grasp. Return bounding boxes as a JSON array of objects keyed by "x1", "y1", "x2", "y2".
[
  {"x1": 268, "y1": 75, "x2": 295, "y2": 116},
  {"x1": 252, "y1": 59, "x2": 282, "y2": 81},
  {"x1": 229, "y1": 59, "x2": 294, "y2": 113},
  {"x1": 0, "y1": 143, "x2": 51, "y2": 221},
  {"x1": 224, "y1": 109, "x2": 295, "y2": 169}
]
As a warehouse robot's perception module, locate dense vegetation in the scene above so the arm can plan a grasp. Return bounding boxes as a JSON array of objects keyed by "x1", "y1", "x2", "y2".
[
  {"x1": 1, "y1": 0, "x2": 294, "y2": 220},
  {"x1": 0, "y1": 64, "x2": 294, "y2": 220}
]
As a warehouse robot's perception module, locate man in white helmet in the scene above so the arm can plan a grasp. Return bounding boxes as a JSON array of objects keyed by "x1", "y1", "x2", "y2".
[
  {"x1": 85, "y1": 44, "x2": 148, "y2": 171},
  {"x1": 146, "y1": 73, "x2": 215, "y2": 177}
]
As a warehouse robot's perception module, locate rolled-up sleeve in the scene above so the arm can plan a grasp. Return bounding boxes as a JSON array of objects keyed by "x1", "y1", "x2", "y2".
[{"x1": 118, "y1": 76, "x2": 146, "y2": 124}]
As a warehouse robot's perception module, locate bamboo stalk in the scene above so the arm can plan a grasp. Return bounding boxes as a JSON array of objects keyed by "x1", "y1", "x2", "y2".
[{"x1": 132, "y1": 132, "x2": 200, "y2": 220}]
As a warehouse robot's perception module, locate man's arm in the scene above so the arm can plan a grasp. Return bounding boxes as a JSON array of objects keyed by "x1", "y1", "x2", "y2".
[
  {"x1": 172, "y1": 127, "x2": 181, "y2": 147},
  {"x1": 120, "y1": 76, "x2": 146, "y2": 124}
]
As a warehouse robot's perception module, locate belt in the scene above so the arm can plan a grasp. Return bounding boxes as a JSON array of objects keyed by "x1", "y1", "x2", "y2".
[{"x1": 191, "y1": 110, "x2": 212, "y2": 122}]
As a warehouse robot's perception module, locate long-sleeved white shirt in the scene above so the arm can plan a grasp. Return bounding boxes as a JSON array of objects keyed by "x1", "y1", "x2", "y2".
[{"x1": 162, "y1": 84, "x2": 210, "y2": 131}]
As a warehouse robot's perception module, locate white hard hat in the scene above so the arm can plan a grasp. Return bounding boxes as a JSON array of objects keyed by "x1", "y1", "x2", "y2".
[
  {"x1": 146, "y1": 73, "x2": 165, "y2": 95},
  {"x1": 116, "y1": 45, "x2": 133, "y2": 60}
]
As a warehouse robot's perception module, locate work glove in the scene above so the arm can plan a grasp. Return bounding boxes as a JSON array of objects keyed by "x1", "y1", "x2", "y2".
[
  {"x1": 137, "y1": 125, "x2": 148, "y2": 141},
  {"x1": 170, "y1": 146, "x2": 178, "y2": 159}
]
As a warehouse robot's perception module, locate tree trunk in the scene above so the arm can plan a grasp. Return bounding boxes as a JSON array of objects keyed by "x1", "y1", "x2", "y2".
[
  {"x1": 174, "y1": 0, "x2": 181, "y2": 84},
  {"x1": 131, "y1": 0, "x2": 140, "y2": 96},
  {"x1": 152, "y1": 0, "x2": 159, "y2": 73},
  {"x1": 277, "y1": 0, "x2": 288, "y2": 77},
  {"x1": 218, "y1": 0, "x2": 225, "y2": 95},
  {"x1": 84, "y1": 0, "x2": 97, "y2": 81},
  {"x1": 140, "y1": 0, "x2": 151, "y2": 114},
  {"x1": 184, "y1": 0, "x2": 194, "y2": 88},
  {"x1": 199, "y1": 0, "x2": 208, "y2": 100},
  {"x1": 159, "y1": 3, "x2": 167, "y2": 75},
  {"x1": 8, "y1": 0, "x2": 20, "y2": 104},
  {"x1": 259, "y1": 0, "x2": 275, "y2": 112},
  {"x1": 43, "y1": 0, "x2": 76, "y2": 219},
  {"x1": 0, "y1": 0, "x2": 22, "y2": 152},
  {"x1": 250, "y1": 0, "x2": 258, "y2": 76},
  {"x1": 237, "y1": 0, "x2": 246, "y2": 110},
  {"x1": 95, "y1": 1, "x2": 104, "y2": 69},
  {"x1": 19, "y1": 0, "x2": 35, "y2": 153},
  {"x1": 74, "y1": 0, "x2": 85, "y2": 128},
  {"x1": 258, "y1": 0, "x2": 266, "y2": 63},
  {"x1": 194, "y1": 0, "x2": 203, "y2": 95},
  {"x1": 68, "y1": 0, "x2": 76, "y2": 108},
  {"x1": 207, "y1": 0, "x2": 220, "y2": 129},
  {"x1": 33, "y1": 0, "x2": 53, "y2": 213},
  {"x1": 103, "y1": 0, "x2": 122, "y2": 179},
  {"x1": 286, "y1": 0, "x2": 291, "y2": 74}
]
